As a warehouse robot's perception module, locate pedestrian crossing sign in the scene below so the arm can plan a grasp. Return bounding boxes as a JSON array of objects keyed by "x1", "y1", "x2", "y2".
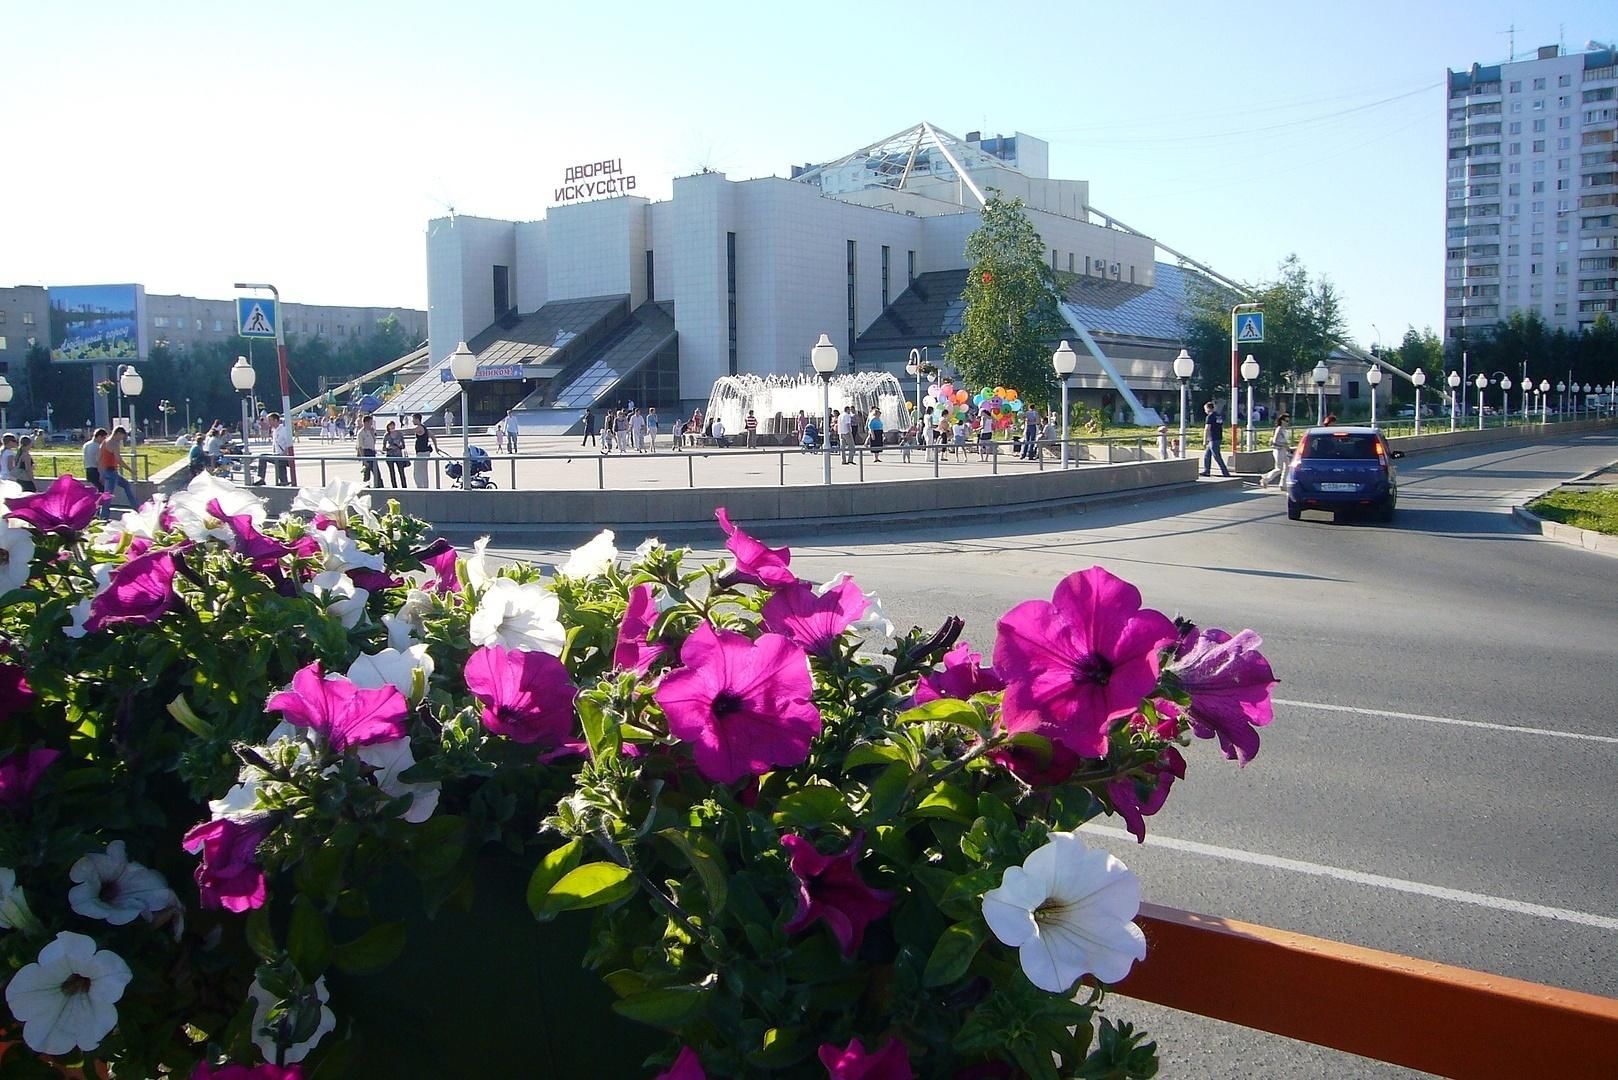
[
  {"x1": 1236, "y1": 312, "x2": 1264, "y2": 343},
  {"x1": 237, "y1": 297, "x2": 278, "y2": 338}
]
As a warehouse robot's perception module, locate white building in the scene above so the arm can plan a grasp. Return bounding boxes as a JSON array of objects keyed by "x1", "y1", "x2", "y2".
[
  {"x1": 417, "y1": 123, "x2": 1333, "y2": 432},
  {"x1": 1445, "y1": 42, "x2": 1618, "y2": 341}
]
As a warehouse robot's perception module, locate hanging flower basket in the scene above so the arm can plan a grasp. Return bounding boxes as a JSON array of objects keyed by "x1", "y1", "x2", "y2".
[{"x1": 0, "y1": 472, "x2": 1278, "y2": 1077}]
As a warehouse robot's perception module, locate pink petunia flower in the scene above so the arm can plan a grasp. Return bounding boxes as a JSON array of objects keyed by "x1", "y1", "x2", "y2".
[
  {"x1": 914, "y1": 642, "x2": 1006, "y2": 705},
  {"x1": 992, "y1": 567, "x2": 1176, "y2": 759},
  {"x1": 613, "y1": 584, "x2": 666, "y2": 674},
  {"x1": 265, "y1": 661, "x2": 408, "y2": 753},
  {"x1": 1127, "y1": 698, "x2": 1183, "y2": 741},
  {"x1": 818, "y1": 1036, "x2": 913, "y2": 1080},
  {"x1": 4, "y1": 474, "x2": 106, "y2": 534},
  {"x1": 988, "y1": 733, "x2": 1081, "y2": 787},
  {"x1": 1106, "y1": 746, "x2": 1187, "y2": 842},
  {"x1": 1166, "y1": 628, "x2": 1277, "y2": 765},
  {"x1": 83, "y1": 547, "x2": 188, "y2": 633},
  {"x1": 412, "y1": 538, "x2": 461, "y2": 595},
  {"x1": 761, "y1": 578, "x2": 867, "y2": 656},
  {"x1": 208, "y1": 500, "x2": 292, "y2": 564},
  {"x1": 0, "y1": 748, "x2": 60, "y2": 809},
  {"x1": 654, "y1": 1046, "x2": 706, "y2": 1080},
  {"x1": 347, "y1": 567, "x2": 403, "y2": 593},
  {"x1": 463, "y1": 644, "x2": 578, "y2": 747},
  {"x1": 182, "y1": 815, "x2": 272, "y2": 912},
  {"x1": 0, "y1": 663, "x2": 34, "y2": 719},
  {"x1": 782, "y1": 831, "x2": 895, "y2": 957},
  {"x1": 714, "y1": 508, "x2": 796, "y2": 588},
  {"x1": 654, "y1": 622, "x2": 821, "y2": 784},
  {"x1": 191, "y1": 1062, "x2": 305, "y2": 1079}
]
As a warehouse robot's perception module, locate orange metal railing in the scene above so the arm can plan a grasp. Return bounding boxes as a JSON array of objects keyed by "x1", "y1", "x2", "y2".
[{"x1": 1115, "y1": 903, "x2": 1618, "y2": 1079}]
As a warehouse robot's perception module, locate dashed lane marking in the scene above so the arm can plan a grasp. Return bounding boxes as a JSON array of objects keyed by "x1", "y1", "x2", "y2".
[{"x1": 1276, "y1": 698, "x2": 1618, "y2": 745}]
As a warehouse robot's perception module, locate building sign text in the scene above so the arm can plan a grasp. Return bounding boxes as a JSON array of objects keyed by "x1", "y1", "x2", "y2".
[{"x1": 555, "y1": 158, "x2": 637, "y2": 203}]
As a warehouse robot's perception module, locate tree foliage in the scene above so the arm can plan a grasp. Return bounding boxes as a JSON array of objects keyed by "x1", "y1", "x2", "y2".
[
  {"x1": 1183, "y1": 255, "x2": 1347, "y2": 401},
  {"x1": 1448, "y1": 311, "x2": 1617, "y2": 390},
  {"x1": 945, "y1": 195, "x2": 1068, "y2": 403}
]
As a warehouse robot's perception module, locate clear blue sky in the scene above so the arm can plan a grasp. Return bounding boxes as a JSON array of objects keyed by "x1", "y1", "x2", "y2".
[{"x1": 2, "y1": 0, "x2": 1612, "y2": 350}]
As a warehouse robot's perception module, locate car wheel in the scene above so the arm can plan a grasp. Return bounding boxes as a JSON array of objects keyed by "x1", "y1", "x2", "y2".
[{"x1": 1286, "y1": 502, "x2": 1301, "y2": 521}]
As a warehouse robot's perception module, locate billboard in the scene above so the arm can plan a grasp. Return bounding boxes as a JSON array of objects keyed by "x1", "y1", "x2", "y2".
[{"x1": 49, "y1": 284, "x2": 146, "y2": 363}]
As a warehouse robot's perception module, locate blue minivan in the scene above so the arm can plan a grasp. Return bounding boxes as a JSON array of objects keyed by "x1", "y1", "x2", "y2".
[{"x1": 1286, "y1": 427, "x2": 1404, "y2": 523}]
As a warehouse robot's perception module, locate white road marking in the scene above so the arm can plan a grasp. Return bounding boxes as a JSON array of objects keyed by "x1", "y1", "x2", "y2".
[
  {"x1": 1276, "y1": 698, "x2": 1618, "y2": 745},
  {"x1": 1080, "y1": 824, "x2": 1618, "y2": 931}
]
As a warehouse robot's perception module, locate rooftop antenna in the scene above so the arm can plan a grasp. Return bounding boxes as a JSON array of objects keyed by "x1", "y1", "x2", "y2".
[{"x1": 1499, "y1": 23, "x2": 1515, "y2": 61}]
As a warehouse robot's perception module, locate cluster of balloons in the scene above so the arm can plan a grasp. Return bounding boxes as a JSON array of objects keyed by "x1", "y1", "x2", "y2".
[{"x1": 918, "y1": 382, "x2": 1026, "y2": 431}]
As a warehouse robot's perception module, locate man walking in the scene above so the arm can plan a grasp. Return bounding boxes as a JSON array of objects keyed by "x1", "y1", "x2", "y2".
[
  {"x1": 503, "y1": 411, "x2": 519, "y2": 454},
  {"x1": 83, "y1": 428, "x2": 108, "y2": 490},
  {"x1": 646, "y1": 407, "x2": 659, "y2": 452},
  {"x1": 837, "y1": 407, "x2": 855, "y2": 464},
  {"x1": 630, "y1": 407, "x2": 647, "y2": 453},
  {"x1": 744, "y1": 409, "x2": 759, "y2": 449},
  {"x1": 582, "y1": 409, "x2": 597, "y2": 447},
  {"x1": 1200, "y1": 402, "x2": 1231, "y2": 477}
]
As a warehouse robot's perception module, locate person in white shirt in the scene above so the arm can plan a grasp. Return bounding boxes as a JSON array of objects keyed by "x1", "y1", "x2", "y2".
[
  {"x1": 204, "y1": 426, "x2": 225, "y2": 469},
  {"x1": 629, "y1": 409, "x2": 647, "y2": 452},
  {"x1": 264, "y1": 413, "x2": 296, "y2": 485},
  {"x1": 837, "y1": 407, "x2": 855, "y2": 464},
  {"x1": 711, "y1": 417, "x2": 729, "y2": 448},
  {"x1": 83, "y1": 429, "x2": 108, "y2": 489},
  {"x1": 0, "y1": 434, "x2": 16, "y2": 482}
]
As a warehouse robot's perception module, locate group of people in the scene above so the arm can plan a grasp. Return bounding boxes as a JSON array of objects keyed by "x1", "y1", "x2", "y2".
[
  {"x1": 786, "y1": 404, "x2": 1066, "y2": 465},
  {"x1": 75, "y1": 428, "x2": 140, "y2": 516},
  {"x1": 0, "y1": 433, "x2": 38, "y2": 491},
  {"x1": 582, "y1": 406, "x2": 662, "y2": 453},
  {"x1": 353, "y1": 413, "x2": 442, "y2": 488}
]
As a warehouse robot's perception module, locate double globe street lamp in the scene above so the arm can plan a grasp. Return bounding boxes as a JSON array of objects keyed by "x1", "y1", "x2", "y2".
[
  {"x1": 1053, "y1": 340, "x2": 1077, "y2": 468},
  {"x1": 1173, "y1": 348, "x2": 1194, "y2": 459},
  {"x1": 812, "y1": 333, "x2": 839, "y2": 486}
]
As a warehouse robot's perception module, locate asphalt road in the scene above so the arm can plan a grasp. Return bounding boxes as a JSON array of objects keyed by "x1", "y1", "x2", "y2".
[{"x1": 465, "y1": 431, "x2": 1618, "y2": 1078}]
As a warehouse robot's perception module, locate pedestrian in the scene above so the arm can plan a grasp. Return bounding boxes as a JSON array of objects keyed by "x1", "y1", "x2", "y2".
[
  {"x1": 204, "y1": 426, "x2": 224, "y2": 469},
  {"x1": 582, "y1": 409, "x2": 597, "y2": 447},
  {"x1": 82, "y1": 428, "x2": 107, "y2": 490},
  {"x1": 918, "y1": 408, "x2": 933, "y2": 457},
  {"x1": 1200, "y1": 402, "x2": 1231, "y2": 477},
  {"x1": 614, "y1": 409, "x2": 629, "y2": 452},
  {"x1": 492, "y1": 415, "x2": 508, "y2": 457},
  {"x1": 900, "y1": 418, "x2": 914, "y2": 463},
  {"x1": 689, "y1": 408, "x2": 703, "y2": 448},
  {"x1": 411, "y1": 413, "x2": 438, "y2": 487},
  {"x1": 977, "y1": 415, "x2": 994, "y2": 459},
  {"x1": 1260, "y1": 412, "x2": 1292, "y2": 489},
  {"x1": 383, "y1": 421, "x2": 408, "y2": 486},
  {"x1": 0, "y1": 434, "x2": 16, "y2": 485},
  {"x1": 356, "y1": 414, "x2": 382, "y2": 487},
  {"x1": 97, "y1": 427, "x2": 139, "y2": 514},
  {"x1": 263, "y1": 413, "x2": 295, "y2": 485},
  {"x1": 867, "y1": 407, "x2": 885, "y2": 462},
  {"x1": 802, "y1": 418, "x2": 820, "y2": 452},
  {"x1": 1156, "y1": 424, "x2": 1170, "y2": 459},
  {"x1": 646, "y1": 407, "x2": 659, "y2": 452},
  {"x1": 837, "y1": 407, "x2": 854, "y2": 464},
  {"x1": 952, "y1": 417, "x2": 968, "y2": 459},
  {"x1": 630, "y1": 407, "x2": 647, "y2": 452},
  {"x1": 1323, "y1": 413, "x2": 1338, "y2": 426},
  {"x1": 712, "y1": 416, "x2": 729, "y2": 448},
  {"x1": 504, "y1": 410, "x2": 519, "y2": 454},
  {"x1": 744, "y1": 409, "x2": 759, "y2": 449},
  {"x1": 14, "y1": 436, "x2": 35, "y2": 492},
  {"x1": 1020, "y1": 410, "x2": 1039, "y2": 460},
  {"x1": 602, "y1": 411, "x2": 616, "y2": 454},
  {"x1": 795, "y1": 410, "x2": 808, "y2": 444}
]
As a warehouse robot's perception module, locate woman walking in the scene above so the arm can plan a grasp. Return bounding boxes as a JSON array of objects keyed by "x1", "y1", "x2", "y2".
[
  {"x1": 14, "y1": 435, "x2": 37, "y2": 492},
  {"x1": 383, "y1": 421, "x2": 408, "y2": 487},
  {"x1": 1260, "y1": 412, "x2": 1292, "y2": 488},
  {"x1": 98, "y1": 427, "x2": 140, "y2": 514},
  {"x1": 867, "y1": 407, "x2": 885, "y2": 462},
  {"x1": 411, "y1": 413, "x2": 438, "y2": 488}
]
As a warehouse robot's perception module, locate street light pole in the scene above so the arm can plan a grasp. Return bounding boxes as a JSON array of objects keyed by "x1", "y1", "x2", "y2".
[
  {"x1": 1365, "y1": 364, "x2": 1382, "y2": 429},
  {"x1": 1229, "y1": 302, "x2": 1262, "y2": 456},
  {"x1": 231, "y1": 356, "x2": 257, "y2": 485},
  {"x1": 1312, "y1": 360, "x2": 1329, "y2": 425},
  {"x1": 1500, "y1": 375, "x2": 1512, "y2": 427},
  {"x1": 812, "y1": 334, "x2": 839, "y2": 486},
  {"x1": 1173, "y1": 349, "x2": 1194, "y2": 459},
  {"x1": 119, "y1": 366, "x2": 143, "y2": 445},
  {"x1": 1240, "y1": 354, "x2": 1259, "y2": 451},
  {"x1": 1474, "y1": 374, "x2": 1487, "y2": 430},
  {"x1": 448, "y1": 342, "x2": 477, "y2": 485},
  {"x1": 907, "y1": 348, "x2": 922, "y2": 426},
  {"x1": 235, "y1": 281, "x2": 294, "y2": 481},
  {"x1": 1447, "y1": 371, "x2": 1460, "y2": 432},
  {"x1": 1052, "y1": 340, "x2": 1077, "y2": 469}
]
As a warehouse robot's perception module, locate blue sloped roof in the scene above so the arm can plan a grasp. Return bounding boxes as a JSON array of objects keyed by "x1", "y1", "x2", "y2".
[{"x1": 1060, "y1": 262, "x2": 1229, "y2": 341}]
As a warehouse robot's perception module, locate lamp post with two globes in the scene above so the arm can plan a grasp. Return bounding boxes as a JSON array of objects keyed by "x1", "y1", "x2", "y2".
[{"x1": 812, "y1": 334, "x2": 839, "y2": 486}]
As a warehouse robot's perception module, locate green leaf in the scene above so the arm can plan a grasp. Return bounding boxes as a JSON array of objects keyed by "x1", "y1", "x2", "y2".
[
  {"x1": 577, "y1": 695, "x2": 620, "y2": 760},
  {"x1": 896, "y1": 697, "x2": 982, "y2": 730},
  {"x1": 166, "y1": 694, "x2": 214, "y2": 738},
  {"x1": 657, "y1": 829, "x2": 728, "y2": 917},
  {"x1": 330, "y1": 922, "x2": 407, "y2": 975},
  {"x1": 244, "y1": 906, "x2": 276, "y2": 961},
  {"x1": 287, "y1": 896, "x2": 331, "y2": 980},
  {"x1": 922, "y1": 921, "x2": 988, "y2": 987},
  {"x1": 536, "y1": 861, "x2": 636, "y2": 915},
  {"x1": 408, "y1": 814, "x2": 466, "y2": 880},
  {"x1": 771, "y1": 785, "x2": 853, "y2": 827},
  {"x1": 609, "y1": 986, "x2": 709, "y2": 1028},
  {"x1": 939, "y1": 868, "x2": 1003, "y2": 922},
  {"x1": 843, "y1": 741, "x2": 908, "y2": 771},
  {"x1": 915, "y1": 781, "x2": 975, "y2": 824},
  {"x1": 747, "y1": 1025, "x2": 808, "y2": 1068},
  {"x1": 525, "y1": 837, "x2": 585, "y2": 919},
  {"x1": 864, "y1": 764, "x2": 910, "y2": 824}
]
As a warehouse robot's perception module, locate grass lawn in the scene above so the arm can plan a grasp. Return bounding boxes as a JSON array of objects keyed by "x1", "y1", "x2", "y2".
[
  {"x1": 1527, "y1": 489, "x2": 1618, "y2": 535},
  {"x1": 33, "y1": 445, "x2": 188, "y2": 483}
]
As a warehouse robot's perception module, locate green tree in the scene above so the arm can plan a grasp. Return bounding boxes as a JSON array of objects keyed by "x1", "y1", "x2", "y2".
[
  {"x1": 944, "y1": 194, "x2": 1067, "y2": 403},
  {"x1": 1389, "y1": 327, "x2": 1444, "y2": 402}
]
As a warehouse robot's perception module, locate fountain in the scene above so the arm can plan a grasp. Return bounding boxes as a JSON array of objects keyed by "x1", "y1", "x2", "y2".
[{"x1": 704, "y1": 372, "x2": 909, "y2": 439}]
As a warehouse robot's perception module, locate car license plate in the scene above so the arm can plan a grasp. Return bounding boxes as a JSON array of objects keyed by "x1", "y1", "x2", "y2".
[{"x1": 1320, "y1": 482, "x2": 1359, "y2": 492}]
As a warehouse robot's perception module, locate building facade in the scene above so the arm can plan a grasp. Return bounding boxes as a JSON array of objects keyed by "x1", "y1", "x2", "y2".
[{"x1": 1445, "y1": 43, "x2": 1618, "y2": 341}]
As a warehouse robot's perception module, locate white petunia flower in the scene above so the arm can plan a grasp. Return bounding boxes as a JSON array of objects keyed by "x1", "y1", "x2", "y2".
[
  {"x1": 0, "y1": 521, "x2": 37, "y2": 595},
  {"x1": 463, "y1": 536, "x2": 494, "y2": 590},
  {"x1": 815, "y1": 572, "x2": 896, "y2": 662},
  {"x1": 291, "y1": 479, "x2": 375, "y2": 528},
  {"x1": 67, "y1": 841, "x2": 178, "y2": 927},
  {"x1": 168, "y1": 473, "x2": 266, "y2": 543},
  {"x1": 557, "y1": 530, "x2": 617, "y2": 580},
  {"x1": 0, "y1": 867, "x2": 43, "y2": 933},
  {"x1": 346, "y1": 644, "x2": 434, "y2": 704},
  {"x1": 469, "y1": 577, "x2": 565, "y2": 655},
  {"x1": 304, "y1": 571, "x2": 369, "y2": 629},
  {"x1": 247, "y1": 973, "x2": 335, "y2": 1064},
  {"x1": 5, "y1": 931, "x2": 133, "y2": 1055},
  {"x1": 981, "y1": 831, "x2": 1146, "y2": 992},
  {"x1": 0, "y1": 479, "x2": 21, "y2": 509},
  {"x1": 209, "y1": 723, "x2": 303, "y2": 821},
  {"x1": 633, "y1": 537, "x2": 662, "y2": 561},
  {"x1": 314, "y1": 524, "x2": 385, "y2": 574},
  {"x1": 355, "y1": 738, "x2": 440, "y2": 824},
  {"x1": 63, "y1": 564, "x2": 115, "y2": 639}
]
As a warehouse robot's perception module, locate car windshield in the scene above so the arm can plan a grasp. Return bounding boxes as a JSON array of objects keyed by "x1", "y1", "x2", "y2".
[{"x1": 1302, "y1": 433, "x2": 1381, "y2": 459}]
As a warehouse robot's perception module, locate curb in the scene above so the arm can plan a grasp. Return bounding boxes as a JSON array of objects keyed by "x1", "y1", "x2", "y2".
[{"x1": 1510, "y1": 504, "x2": 1618, "y2": 559}]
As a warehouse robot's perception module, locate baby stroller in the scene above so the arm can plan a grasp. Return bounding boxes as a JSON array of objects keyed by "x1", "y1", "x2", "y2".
[{"x1": 445, "y1": 445, "x2": 496, "y2": 489}]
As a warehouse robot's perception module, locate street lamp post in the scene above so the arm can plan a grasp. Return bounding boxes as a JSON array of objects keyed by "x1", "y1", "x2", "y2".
[
  {"x1": 1312, "y1": 360, "x2": 1330, "y2": 425},
  {"x1": 811, "y1": 334, "x2": 839, "y2": 486},
  {"x1": 1447, "y1": 371, "x2": 1460, "y2": 431},
  {"x1": 1474, "y1": 374, "x2": 1488, "y2": 430},
  {"x1": 1053, "y1": 340, "x2": 1077, "y2": 469},
  {"x1": 1228, "y1": 302, "x2": 1262, "y2": 456},
  {"x1": 230, "y1": 357, "x2": 257, "y2": 485},
  {"x1": 0, "y1": 375, "x2": 12, "y2": 430},
  {"x1": 1173, "y1": 349, "x2": 1194, "y2": 459},
  {"x1": 1539, "y1": 379, "x2": 1550, "y2": 424},
  {"x1": 1240, "y1": 353, "x2": 1259, "y2": 451},
  {"x1": 1412, "y1": 369, "x2": 1426, "y2": 435},
  {"x1": 233, "y1": 282, "x2": 293, "y2": 459},
  {"x1": 185, "y1": 397, "x2": 192, "y2": 433},
  {"x1": 448, "y1": 342, "x2": 478, "y2": 485},
  {"x1": 1519, "y1": 377, "x2": 1529, "y2": 422},
  {"x1": 1365, "y1": 364, "x2": 1382, "y2": 428},
  {"x1": 906, "y1": 348, "x2": 923, "y2": 427},
  {"x1": 1557, "y1": 381, "x2": 1567, "y2": 421},
  {"x1": 119, "y1": 366, "x2": 143, "y2": 443},
  {"x1": 1500, "y1": 375, "x2": 1512, "y2": 427}
]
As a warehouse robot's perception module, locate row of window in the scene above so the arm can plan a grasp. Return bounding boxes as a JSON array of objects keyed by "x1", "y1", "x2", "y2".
[{"x1": 0, "y1": 310, "x2": 34, "y2": 325}]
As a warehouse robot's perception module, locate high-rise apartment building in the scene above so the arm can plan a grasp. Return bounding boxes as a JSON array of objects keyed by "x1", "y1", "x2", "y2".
[{"x1": 1445, "y1": 43, "x2": 1618, "y2": 341}]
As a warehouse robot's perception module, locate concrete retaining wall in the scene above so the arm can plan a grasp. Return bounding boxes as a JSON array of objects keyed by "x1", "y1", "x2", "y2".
[{"x1": 1219, "y1": 420, "x2": 1617, "y2": 474}]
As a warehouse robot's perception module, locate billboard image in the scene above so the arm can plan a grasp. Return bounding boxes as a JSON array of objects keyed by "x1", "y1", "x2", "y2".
[{"x1": 49, "y1": 284, "x2": 146, "y2": 363}]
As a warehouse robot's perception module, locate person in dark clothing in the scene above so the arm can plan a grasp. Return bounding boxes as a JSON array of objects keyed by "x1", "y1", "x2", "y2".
[
  {"x1": 582, "y1": 410, "x2": 597, "y2": 447},
  {"x1": 1200, "y1": 402, "x2": 1231, "y2": 477}
]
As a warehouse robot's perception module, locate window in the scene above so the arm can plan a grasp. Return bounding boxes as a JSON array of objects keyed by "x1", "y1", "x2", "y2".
[
  {"x1": 727, "y1": 233, "x2": 738, "y2": 376},
  {"x1": 1509, "y1": 80, "x2": 1522, "y2": 93},
  {"x1": 21, "y1": 312, "x2": 33, "y2": 326},
  {"x1": 1511, "y1": 101, "x2": 1522, "y2": 113},
  {"x1": 1050, "y1": 248, "x2": 1057, "y2": 271},
  {"x1": 0, "y1": 337, "x2": 6, "y2": 351},
  {"x1": 1508, "y1": 243, "x2": 1520, "y2": 255},
  {"x1": 844, "y1": 239, "x2": 856, "y2": 357},
  {"x1": 1558, "y1": 158, "x2": 1569, "y2": 172},
  {"x1": 1533, "y1": 78, "x2": 1546, "y2": 90},
  {"x1": 1534, "y1": 118, "x2": 1546, "y2": 132},
  {"x1": 1533, "y1": 98, "x2": 1545, "y2": 110},
  {"x1": 1559, "y1": 73, "x2": 1571, "y2": 87},
  {"x1": 1532, "y1": 180, "x2": 1545, "y2": 193},
  {"x1": 1448, "y1": 164, "x2": 1465, "y2": 179},
  {"x1": 1067, "y1": 253, "x2": 1075, "y2": 273},
  {"x1": 881, "y1": 245, "x2": 891, "y2": 309},
  {"x1": 1532, "y1": 139, "x2": 1546, "y2": 152},
  {"x1": 492, "y1": 265, "x2": 509, "y2": 314},
  {"x1": 1557, "y1": 95, "x2": 1570, "y2": 109},
  {"x1": 1556, "y1": 178, "x2": 1569, "y2": 190},
  {"x1": 1509, "y1": 121, "x2": 1522, "y2": 134},
  {"x1": 645, "y1": 249, "x2": 655, "y2": 301},
  {"x1": 907, "y1": 250, "x2": 916, "y2": 286},
  {"x1": 1084, "y1": 256, "x2": 1091, "y2": 275},
  {"x1": 1531, "y1": 201, "x2": 1545, "y2": 213},
  {"x1": 0, "y1": 311, "x2": 6, "y2": 324},
  {"x1": 1509, "y1": 143, "x2": 1521, "y2": 155},
  {"x1": 1559, "y1": 116, "x2": 1570, "y2": 129},
  {"x1": 153, "y1": 316, "x2": 168, "y2": 328}
]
